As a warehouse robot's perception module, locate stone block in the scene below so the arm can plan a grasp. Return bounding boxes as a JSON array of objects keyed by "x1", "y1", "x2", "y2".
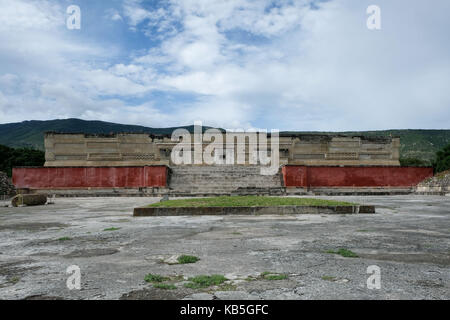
[{"x1": 11, "y1": 194, "x2": 47, "y2": 207}]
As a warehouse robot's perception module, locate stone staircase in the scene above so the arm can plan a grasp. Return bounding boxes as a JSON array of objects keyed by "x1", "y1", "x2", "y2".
[{"x1": 168, "y1": 165, "x2": 285, "y2": 196}]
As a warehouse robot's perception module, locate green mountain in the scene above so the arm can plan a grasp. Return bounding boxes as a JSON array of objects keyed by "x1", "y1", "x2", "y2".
[
  {"x1": 0, "y1": 119, "x2": 449, "y2": 162},
  {"x1": 0, "y1": 119, "x2": 204, "y2": 150},
  {"x1": 337, "y1": 130, "x2": 450, "y2": 162}
]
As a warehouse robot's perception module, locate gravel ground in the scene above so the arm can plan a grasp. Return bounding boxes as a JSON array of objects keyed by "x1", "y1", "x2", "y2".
[{"x1": 0, "y1": 195, "x2": 449, "y2": 300}]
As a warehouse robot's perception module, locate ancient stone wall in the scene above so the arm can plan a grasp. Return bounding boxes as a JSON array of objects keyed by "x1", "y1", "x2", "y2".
[
  {"x1": 416, "y1": 170, "x2": 450, "y2": 195},
  {"x1": 44, "y1": 133, "x2": 400, "y2": 167}
]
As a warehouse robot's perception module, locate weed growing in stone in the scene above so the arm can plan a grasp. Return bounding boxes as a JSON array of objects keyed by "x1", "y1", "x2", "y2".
[
  {"x1": 154, "y1": 283, "x2": 176, "y2": 290},
  {"x1": 184, "y1": 275, "x2": 227, "y2": 289},
  {"x1": 144, "y1": 274, "x2": 169, "y2": 283},
  {"x1": 177, "y1": 255, "x2": 200, "y2": 264},
  {"x1": 57, "y1": 237, "x2": 72, "y2": 241},
  {"x1": 10, "y1": 277, "x2": 20, "y2": 284},
  {"x1": 260, "y1": 272, "x2": 288, "y2": 280},
  {"x1": 103, "y1": 227, "x2": 120, "y2": 231},
  {"x1": 326, "y1": 248, "x2": 359, "y2": 258},
  {"x1": 217, "y1": 283, "x2": 237, "y2": 291}
]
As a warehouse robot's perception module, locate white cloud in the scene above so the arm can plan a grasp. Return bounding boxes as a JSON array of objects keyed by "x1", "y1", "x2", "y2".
[
  {"x1": 122, "y1": 0, "x2": 450, "y2": 130},
  {"x1": 0, "y1": 0, "x2": 156, "y2": 124},
  {"x1": 0, "y1": 0, "x2": 449, "y2": 131}
]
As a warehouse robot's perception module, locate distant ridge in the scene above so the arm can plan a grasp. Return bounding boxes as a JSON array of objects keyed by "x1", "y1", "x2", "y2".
[
  {"x1": 0, "y1": 119, "x2": 449, "y2": 162},
  {"x1": 0, "y1": 119, "x2": 204, "y2": 150}
]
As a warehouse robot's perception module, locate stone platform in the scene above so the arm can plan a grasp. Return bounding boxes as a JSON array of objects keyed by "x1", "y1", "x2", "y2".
[{"x1": 133, "y1": 205, "x2": 376, "y2": 216}]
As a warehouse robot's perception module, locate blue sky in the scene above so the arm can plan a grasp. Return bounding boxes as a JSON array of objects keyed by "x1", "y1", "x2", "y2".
[{"x1": 0, "y1": 0, "x2": 449, "y2": 131}]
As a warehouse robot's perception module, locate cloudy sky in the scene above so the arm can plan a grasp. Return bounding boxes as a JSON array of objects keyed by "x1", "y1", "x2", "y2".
[{"x1": 0, "y1": 0, "x2": 449, "y2": 130}]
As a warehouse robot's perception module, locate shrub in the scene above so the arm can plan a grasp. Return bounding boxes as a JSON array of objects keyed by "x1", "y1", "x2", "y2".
[
  {"x1": 399, "y1": 157, "x2": 430, "y2": 167},
  {"x1": 0, "y1": 145, "x2": 45, "y2": 177},
  {"x1": 434, "y1": 144, "x2": 450, "y2": 173}
]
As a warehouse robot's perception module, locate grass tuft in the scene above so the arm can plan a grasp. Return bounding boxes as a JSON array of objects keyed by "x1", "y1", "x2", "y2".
[
  {"x1": 217, "y1": 283, "x2": 237, "y2": 291},
  {"x1": 144, "y1": 274, "x2": 169, "y2": 283},
  {"x1": 184, "y1": 275, "x2": 227, "y2": 289},
  {"x1": 153, "y1": 283, "x2": 176, "y2": 290},
  {"x1": 10, "y1": 277, "x2": 20, "y2": 284},
  {"x1": 326, "y1": 248, "x2": 359, "y2": 258},
  {"x1": 103, "y1": 227, "x2": 120, "y2": 231},
  {"x1": 260, "y1": 272, "x2": 288, "y2": 280},
  {"x1": 57, "y1": 237, "x2": 72, "y2": 241},
  {"x1": 177, "y1": 255, "x2": 200, "y2": 264}
]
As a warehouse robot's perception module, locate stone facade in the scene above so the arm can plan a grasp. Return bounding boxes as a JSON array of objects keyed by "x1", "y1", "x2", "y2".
[{"x1": 44, "y1": 132, "x2": 400, "y2": 167}]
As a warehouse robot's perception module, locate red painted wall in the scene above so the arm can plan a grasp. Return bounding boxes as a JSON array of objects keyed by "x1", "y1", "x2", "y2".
[
  {"x1": 13, "y1": 165, "x2": 433, "y2": 190},
  {"x1": 13, "y1": 166, "x2": 168, "y2": 189},
  {"x1": 282, "y1": 166, "x2": 433, "y2": 187},
  {"x1": 282, "y1": 166, "x2": 308, "y2": 187}
]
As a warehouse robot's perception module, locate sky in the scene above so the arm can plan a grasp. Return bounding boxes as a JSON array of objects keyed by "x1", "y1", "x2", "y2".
[{"x1": 0, "y1": 0, "x2": 449, "y2": 131}]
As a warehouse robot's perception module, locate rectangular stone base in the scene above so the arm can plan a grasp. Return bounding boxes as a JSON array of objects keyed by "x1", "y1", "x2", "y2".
[{"x1": 133, "y1": 205, "x2": 376, "y2": 216}]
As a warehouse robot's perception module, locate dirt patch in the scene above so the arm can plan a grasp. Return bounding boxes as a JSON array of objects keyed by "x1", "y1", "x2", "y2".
[
  {"x1": 0, "y1": 260, "x2": 41, "y2": 288},
  {"x1": 105, "y1": 219, "x2": 131, "y2": 223},
  {"x1": 0, "y1": 223, "x2": 69, "y2": 231},
  {"x1": 29, "y1": 251, "x2": 58, "y2": 257},
  {"x1": 63, "y1": 248, "x2": 119, "y2": 258},
  {"x1": 359, "y1": 253, "x2": 450, "y2": 266},
  {"x1": 0, "y1": 260, "x2": 38, "y2": 276},
  {"x1": 120, "y1": 287, "x2": 192, "y2": 300},
  {"x1": 414, "y1": 280, "x2": 445, "y2": 288},
  {"x1": 23, "y1": 295, "x2": 64, "y2": 300}
]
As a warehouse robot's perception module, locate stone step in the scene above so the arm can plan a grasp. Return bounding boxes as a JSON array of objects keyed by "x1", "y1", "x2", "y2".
[{"x1": 168, "y1": 165, "x2": 283, "y2": 195}]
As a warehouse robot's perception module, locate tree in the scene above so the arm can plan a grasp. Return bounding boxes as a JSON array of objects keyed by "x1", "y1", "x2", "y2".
[
  {"x1": 399, "y1": 157, "x2": 430, "y2": 167},
  {"x1": 0, "y1": 144, "x2": 45, "y2": 177},
  {"x1": 434, "y1": 144, "x2": 450, "y2": 173}
]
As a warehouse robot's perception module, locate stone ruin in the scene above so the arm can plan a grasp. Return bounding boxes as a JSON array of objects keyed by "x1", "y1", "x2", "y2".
[
  {"x1": 416, "y1": 170, "x2": 450, "y2": 195},
  {"x1": 0, "y1": 171, "x2": 16, "y2": 196}
]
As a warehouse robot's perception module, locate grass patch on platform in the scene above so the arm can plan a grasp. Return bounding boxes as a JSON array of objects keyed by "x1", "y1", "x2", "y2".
[
  {"x1": 153, "y1": 283, "x2": 177, "y2": 290},
  {"x1": 261, "y1": 272, "x2": 288, "y2": 280},
  {"x1": 184, "y1": 275, "x2": 227, "y2": 289},
  {"x1": 144, "y1": 273, "x2": 169, "y2": 283},
  {"x1": 148, "y1": 196, "x2": 356, "y2": 208},
  {"x1": 103, "y1": 227, "x2": 120, "y2": 232},
  {"x1": 326, "y1": 248, "x2": 359, "y2": 258},
  {"x1": 57, "y1": 237, "x2": 72, "y2": 241},
  {"x1": 177, "y1": 255, "x2": 200, "y2": 264}
]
